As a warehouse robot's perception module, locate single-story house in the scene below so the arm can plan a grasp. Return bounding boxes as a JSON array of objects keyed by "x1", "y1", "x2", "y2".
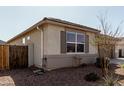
[{"x1": 7, "y1": 17, "x2": 100, "y2": 70}]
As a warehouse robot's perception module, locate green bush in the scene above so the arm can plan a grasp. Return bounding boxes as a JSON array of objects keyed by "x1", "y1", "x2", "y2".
[{"x1": 84, "y1": 73, "x2": 100, "y2": 82}]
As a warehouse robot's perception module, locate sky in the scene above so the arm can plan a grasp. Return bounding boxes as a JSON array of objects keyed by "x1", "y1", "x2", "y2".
[{"x1": 0, "y1": 6, "x2": 124, "y2": 41}]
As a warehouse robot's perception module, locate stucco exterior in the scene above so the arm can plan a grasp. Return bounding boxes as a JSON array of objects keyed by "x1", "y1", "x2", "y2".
[
  {"x1": 115, "y1": 38, "x2": 124, "y2": 58},
  {"x1": 85, "y1": 32, "x2": 98, "y2": 54},
  {"x1": 7, "y1": 17, "x2": 99, "y2": 70},
  {"x1": 45, "y1": 54, "x2": 97, "y2": 70},
  {"x1": 8, "y1": 28, "x2": 43, "y2": 68},
  {"x1": 44, "y1": 24, "x2": 98, "y2": 70},
  {"x1": 44, "y1": 24, "x2": 64, "y2": 55},
  {"x1": 44, "y1": 24, "x2": 98, "y2": 55}
]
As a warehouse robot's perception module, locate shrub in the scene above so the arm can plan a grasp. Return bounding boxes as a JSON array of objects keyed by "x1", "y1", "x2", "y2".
[
  {"x1": 103, "y1": 73, "x2": 119, "y2": 86},
  {"x1": 121, "y1": 64, "x2": 124, "y2": 69},
  {"x1": 80, "y1": 63, "x2": 87, "y2": 67},
  {"x1": 84, "y1": 73, "x2": 100, "y2": 82}
]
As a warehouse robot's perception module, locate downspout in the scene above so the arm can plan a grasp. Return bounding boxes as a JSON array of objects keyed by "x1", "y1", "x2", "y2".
[{"x1": 36, "y1": 26, "x2": 47, "y2": 70}]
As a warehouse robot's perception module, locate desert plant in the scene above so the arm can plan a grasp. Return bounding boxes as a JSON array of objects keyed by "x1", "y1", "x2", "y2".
[
  {"x1": 95, "y1": 57, "x2": 110, "y2": 69},
  {"x1": 84, "y1": 73, "x2": 100, "y2": 82},
  {"x1": 120, "y1": 64, "x2": 124, "y2": 69},
  {"x1": 103, "y1": 72, "x2": 119, "y2": 86},
  {"x1": 92, "y1": 12, "x2": 123, "y2": 76}
]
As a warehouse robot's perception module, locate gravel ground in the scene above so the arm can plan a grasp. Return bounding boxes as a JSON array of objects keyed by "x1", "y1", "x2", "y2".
[
  {"x1": 0, "y1": 64, "x2": 123, "y2": 86},
  {"x1": 110, "y1": 64, "x2": 124, "y2": 86}
]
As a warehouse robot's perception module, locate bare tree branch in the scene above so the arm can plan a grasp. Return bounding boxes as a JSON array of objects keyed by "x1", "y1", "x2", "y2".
[{"x1": 95, "y1": 12, "x2": 124, "y2": 76}]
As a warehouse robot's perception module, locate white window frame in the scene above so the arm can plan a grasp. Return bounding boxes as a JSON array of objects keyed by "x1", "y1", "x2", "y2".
[
  {"x1": 66, "y1": 31, "x2": 85, "y2": 54},
  {"x1": 22, "y1": 37, "x2": 26, "y2": 44}
]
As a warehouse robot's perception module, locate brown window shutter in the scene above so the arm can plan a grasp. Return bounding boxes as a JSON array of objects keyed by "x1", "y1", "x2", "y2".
[
  {"x1": 60, "y1": 31, "x2": 66, "y2": 53},
  {"x1": 85, "y1": 35, "x2": 89, "y2": 53}
]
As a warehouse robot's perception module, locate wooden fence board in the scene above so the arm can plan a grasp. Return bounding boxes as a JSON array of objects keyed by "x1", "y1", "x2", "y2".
[
  {"x1": 0, "y1": 45, "x2": 9, "y2": 70},
  {"x1": 9, "y1": 45, "x2": 28, "y2": 69},
  {"x1": 0, "y1": 45, "x2": 28, "y2": 70},
  {"x1": 0, "y1": 46, "x2": 2, "y2": 69},
  {"x1": 3, "y1": 45, "x2": 9, "y2": 69}
]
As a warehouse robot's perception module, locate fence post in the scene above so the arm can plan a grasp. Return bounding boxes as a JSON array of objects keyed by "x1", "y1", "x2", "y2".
[{"x1": 2, "y1": 45, "x2": 3, "y2": 70}]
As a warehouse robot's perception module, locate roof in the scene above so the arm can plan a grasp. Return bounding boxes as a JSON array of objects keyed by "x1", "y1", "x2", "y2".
[
  {"x1": 45, "y1": 17, "x2": 99, "y2": 32},
  {"x1": 7, "y1": 17, "x2": 100, "y2": 43},
  {"x1": 0, "y1": 40, "x2": 5, "y2": 44}
]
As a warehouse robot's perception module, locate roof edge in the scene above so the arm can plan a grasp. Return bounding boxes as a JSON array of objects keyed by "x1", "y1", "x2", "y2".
[{"x1": 7, "y1": 17, "x2": 100, "y2": 43}]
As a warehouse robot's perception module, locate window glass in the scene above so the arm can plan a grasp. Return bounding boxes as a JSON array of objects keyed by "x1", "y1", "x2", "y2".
[
  {"x1": 66, "y1": 32, "x2": 85, "y2": 53},
  {"x1": 27, "y1": 36, "x2": 30, "y2": 40},
  {"x1": 67, "y1": 32, "x2": 76, "y2": 42},
  {"x1": 77, "y1": 44, "x2": 84, "y2": 52},
  {"x1": 22, "y1": 38, "x2": 25, "y2": 44},
  {"x1": 67, "y1": 43, "x2": 75, "y2": 52},
  {"x1": 77, "y1": 34, "x2": 85, "y2": 43}
]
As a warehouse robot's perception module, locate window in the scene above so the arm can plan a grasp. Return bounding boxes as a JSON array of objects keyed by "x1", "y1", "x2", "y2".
[
  {"x1": 67, "y1": 43, "x2": 75, "y2": 52},
  {"x1": 77, "y1": 33, "x2": 85, "y2": 43},
  {"x1": 22, "y1": 38, "x2": 25, "y2": 44},
  {"x1": 67, "y1": 32, "x2": 76, "y2": 42},
  {"x1": 66, "y1": 32, "x2": 85, "y2": 53},
  {"x1": 77, "y1": 44, "x2": 84, "y2": 52},
  {"x1": 27, "y1": 36, "x2": 31, "y2": 40}
]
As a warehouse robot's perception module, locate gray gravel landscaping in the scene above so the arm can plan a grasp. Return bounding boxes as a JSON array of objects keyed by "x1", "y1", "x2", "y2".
[
  {"x1": 0, "y1": 64, "x2": 124, "y2": 86},
  {"x1": 0, "y1": 64, "x2": 103, "y2": 86}
]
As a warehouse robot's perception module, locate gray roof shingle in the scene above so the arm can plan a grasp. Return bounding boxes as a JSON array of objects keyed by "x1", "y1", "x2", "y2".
[{"x1": 0, "y1": 40, "x2": 5, "y2": 44}]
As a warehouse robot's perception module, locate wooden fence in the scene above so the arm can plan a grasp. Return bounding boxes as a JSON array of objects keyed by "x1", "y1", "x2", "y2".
[
  {"x1": 0, "y1": 45, "x2": 9, "y2": 70},
  {"x1": 0, "y1": 45, "x2": 28, "y2": 70}
]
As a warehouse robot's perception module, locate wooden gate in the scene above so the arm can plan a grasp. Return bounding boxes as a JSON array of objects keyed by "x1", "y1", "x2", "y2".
[
  {"x1": 0, "y1": 45, "x2": 9, "y2": 70},
  {"x1": 9, "y1": 45, "x2": 28, "y2": 69},
  {"x1": 0, "y1": 45, "x2": 28, "y2": 70}
]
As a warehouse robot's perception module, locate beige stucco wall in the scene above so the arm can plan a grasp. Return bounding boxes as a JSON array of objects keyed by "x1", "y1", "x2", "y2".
[
  {"x1": 44, "y1": 24, "x2": 64, "y2": 55},
  {"x1": 45, "y1": 54, "x2": 97, "y2": 70},
  {"x1": 115, "y1": 38, "x2": 124, "y2": 58},
  {"x1": 8, "y1": 28, "x2": 43, "y2": 68},
  {"x1": 86, "y1": 32, "x2": 98, "y2": 54},
  {"x1": 44, "y1": 24, "x2": 98, "y2": 70},
  {"x1": 44, "y1": 24, "x2": 98, "y2": 55},
  {"x1": 8, "y1": 38, "x2": 22, "y2": 45},
  {"x1": 7, "y1": 23, "x2": 98, "y2": 70}
]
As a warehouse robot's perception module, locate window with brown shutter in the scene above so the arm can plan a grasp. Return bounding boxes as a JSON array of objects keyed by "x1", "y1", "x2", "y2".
[{"x1": 61, "y1": 31, "x2": 89, "y2": 54}]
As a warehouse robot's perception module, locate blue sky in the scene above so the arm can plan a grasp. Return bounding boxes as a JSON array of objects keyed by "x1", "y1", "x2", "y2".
[{"x1": 0, "y1": 6, "x2": 124, "y2": 41}]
